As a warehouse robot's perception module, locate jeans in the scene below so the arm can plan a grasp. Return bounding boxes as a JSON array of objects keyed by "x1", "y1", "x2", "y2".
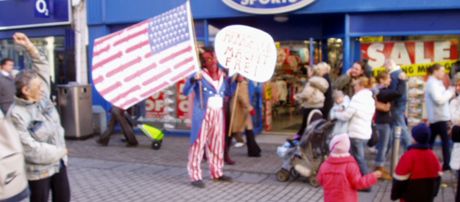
[
  {"x1": 429, "y1": 121, "x2": 451, "y2": 170},
  {"x1": 375, "y1": 124, "x2": 391, "y2": 167},
  {"x1": 350, "y1": 138, "x2": 369, "y2": 175},
  {"x1": 390, "y1": 106, "x2": 412, "y2": 149}
]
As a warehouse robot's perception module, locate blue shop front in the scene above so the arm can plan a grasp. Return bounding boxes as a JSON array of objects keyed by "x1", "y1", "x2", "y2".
[
  {"x1": 0, "y1": 0, "x2": 76, "y2": 87},
  {"x1": 87, "y1": 0, "x2": 460, "y2": 134}
]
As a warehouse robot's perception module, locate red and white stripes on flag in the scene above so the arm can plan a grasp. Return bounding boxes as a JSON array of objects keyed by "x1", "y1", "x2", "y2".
[{"x1": 91, "y1": 2, "x2": 199, "y2": 109}]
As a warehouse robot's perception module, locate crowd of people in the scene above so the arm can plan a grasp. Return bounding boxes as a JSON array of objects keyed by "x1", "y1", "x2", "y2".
[
  {"x1": 316, "y1": 60, "x2": 460, "y2": 202},
  {"x1": 1, "y1": 32, "x2": 459, "y2": 202}
]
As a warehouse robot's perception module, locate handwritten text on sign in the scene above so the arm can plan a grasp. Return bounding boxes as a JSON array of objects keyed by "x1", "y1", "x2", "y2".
[{"x1": 215, "y1": 25, "x2": 276, "y2": 82}]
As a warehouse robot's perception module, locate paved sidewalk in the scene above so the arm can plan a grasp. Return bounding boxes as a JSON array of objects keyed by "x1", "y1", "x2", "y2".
[{"x1": 65, "y1": 134, "x2": 456, "y2": 202}]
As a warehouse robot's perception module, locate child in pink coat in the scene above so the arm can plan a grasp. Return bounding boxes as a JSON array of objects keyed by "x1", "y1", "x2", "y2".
[{"x1": 317, "y1": 133, "x2": 381, "y2": 202}]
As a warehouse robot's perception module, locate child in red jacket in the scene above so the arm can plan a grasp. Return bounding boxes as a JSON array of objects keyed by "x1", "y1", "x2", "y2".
[
  {"x1": 317, "y1": 133, "x2": 381, "y2": 202},
  {"x1": 391, "y1": 123, "x2": 442, "y2": 202}
]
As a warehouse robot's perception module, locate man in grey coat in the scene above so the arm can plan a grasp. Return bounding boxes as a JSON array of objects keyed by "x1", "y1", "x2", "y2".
[
  {"x1": 0, "y1": 58, "x2": 15, "y2": 114},
  {"x1": 7, "y1": 33, "x2": 70, "y2": 202}
]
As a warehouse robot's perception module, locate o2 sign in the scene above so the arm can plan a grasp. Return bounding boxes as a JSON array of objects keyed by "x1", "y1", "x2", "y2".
[
  {"x1": 35, "y1": 0, "x2": 53, "y2": 18},
  {"x1": 222, "y1": 0, "x2": 315, "y2": 14}
]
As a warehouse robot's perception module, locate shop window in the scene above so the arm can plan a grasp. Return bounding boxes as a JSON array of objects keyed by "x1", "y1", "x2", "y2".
[
  {"x1": 0, "y1": 36, "x2": 74, "y2": 100},
  {"x1": 327, "y1": 38, "x2": 343, "y2": 79},
  {"x1": 360, "y1": 34, "x2": 460, "y2": 127}
]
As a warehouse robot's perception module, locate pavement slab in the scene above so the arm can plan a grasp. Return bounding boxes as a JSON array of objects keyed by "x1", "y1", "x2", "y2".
[{"x1": 59, "y1": 134, "x2": 456, "y2": 202}]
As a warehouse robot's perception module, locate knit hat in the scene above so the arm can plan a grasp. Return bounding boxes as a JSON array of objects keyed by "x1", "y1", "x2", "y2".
[
  {"x1": 411, "y1": 123, "x2": 431, "y2": 144},
  {"x1": 329, "y1": 133, "x2": 350, "y2": 157}
]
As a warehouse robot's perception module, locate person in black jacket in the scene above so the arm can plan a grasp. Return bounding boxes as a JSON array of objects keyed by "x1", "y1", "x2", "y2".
[
  {"x1": 97, "y1": 106, "x2": 138, "y2": 147},
  {"x1": 373, "y1": 71, "x2": 403, "y2": 180},
  {"x1": 319, "y1": 62, "x2": 334, "y2": 119}
]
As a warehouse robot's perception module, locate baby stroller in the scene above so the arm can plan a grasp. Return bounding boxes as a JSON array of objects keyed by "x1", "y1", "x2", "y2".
[{"x1": 275, "y1": 109, "x2": 335, "y2": 187}]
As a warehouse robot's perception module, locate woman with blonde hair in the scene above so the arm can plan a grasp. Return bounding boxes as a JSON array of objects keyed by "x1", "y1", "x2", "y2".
[{"x1": 332, "y1": 76, "x2": 376, "y2": 188}]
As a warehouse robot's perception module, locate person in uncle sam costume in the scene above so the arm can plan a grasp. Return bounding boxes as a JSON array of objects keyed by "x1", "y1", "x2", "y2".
[{"x1": 183, "y1": 47, "x2": 232, "y2": 188}]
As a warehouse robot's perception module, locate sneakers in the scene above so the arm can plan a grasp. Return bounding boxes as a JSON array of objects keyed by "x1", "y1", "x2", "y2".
[
  {"x1": 375, "y1": 166, "x2": 392, "y2": 181},
  {"x1": 191, "y1": 176, "x2": 232, "y2": 188},
  {"x1": 359, "y1": 188, "x2": 372, "y2": 193},
  {"x1": 368, "y1": 147, "x2": 377, "y2": 154},
  {"x1": 442, "y1": 165, "x2": 451, "y2": 171},
  {"x1": 224, "y1": 158, "x2": 236, "y2": 165},
  {"x1": 191, "y1": 180, "x2": 205, "y2": 188},
  {"x1": 96, "y1": 138, "x2": 109, "y2": 146},
  {"x1": 213, "y1": 175, "x2": 233, "y2": 182},
  {"x1": 234, "y1": 142, "x2": 245, "y2": 148}
]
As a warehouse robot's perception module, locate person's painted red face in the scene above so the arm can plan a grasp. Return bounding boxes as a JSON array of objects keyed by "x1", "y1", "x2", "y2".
[{"x1": 202, "y1": 52, "x2": 217, "y2": 73}]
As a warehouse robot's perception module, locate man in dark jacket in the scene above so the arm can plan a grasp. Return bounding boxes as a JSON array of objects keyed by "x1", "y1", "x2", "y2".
[
  {"x1": 373, "y1": 71, "x2": 403, "y2": 180},
  {"x1": 97, "y1": 106, "x2": 138, "y2": 147},
  {"x1": 322, "y1": 73, "x2": 333, "y2": 119},
  {"x1": 0, "y1": 58, "x2": 15, "y2": 114},
  {"x1": 333, "y1": 62, "x2": 364, "y2": 97},
  {"x1": 384, "y1": 59, "x2": 411, "y2": 150}
]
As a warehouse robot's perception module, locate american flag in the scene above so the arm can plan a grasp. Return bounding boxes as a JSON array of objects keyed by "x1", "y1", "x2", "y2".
[{"x1": 91, "y1": 2, "x2": 199, "y2": 109}]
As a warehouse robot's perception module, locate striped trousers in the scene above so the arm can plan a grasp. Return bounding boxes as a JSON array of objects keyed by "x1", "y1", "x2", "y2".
[{"x1": 187, "y1": 108, "x2": 224, "y2": 181}]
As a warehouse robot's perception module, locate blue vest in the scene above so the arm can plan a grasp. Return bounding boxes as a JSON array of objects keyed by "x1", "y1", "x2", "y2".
[{"x1": 183, "y1": 72, "x2": 228, "y2": 144}]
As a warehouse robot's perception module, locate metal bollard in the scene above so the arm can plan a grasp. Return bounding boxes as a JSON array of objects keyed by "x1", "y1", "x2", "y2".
[{"x1": 391, "y1": 126, "x2": 402, "y2": 176}]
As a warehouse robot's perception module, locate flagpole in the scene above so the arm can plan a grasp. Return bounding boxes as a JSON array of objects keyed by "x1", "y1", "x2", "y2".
[
  {"x1": 228, "y1": 77, "x2": 240, "y2": 137},
  {"x1": 186, "y1": 0, "x2": 204, "y2": 109}
]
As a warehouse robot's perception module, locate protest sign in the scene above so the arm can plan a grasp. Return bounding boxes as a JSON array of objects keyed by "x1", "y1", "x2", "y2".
[{"x1": 215, "y1": 25, "x2": 277, "y2": 82}]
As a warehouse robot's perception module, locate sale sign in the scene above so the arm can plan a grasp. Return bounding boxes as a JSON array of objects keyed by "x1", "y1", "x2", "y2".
[
  {"x1": 215, "y1": 25, "x2": 277, "y2": 82},
  {"x1": 145, "y1": 92, "x2": 166, "y2": 119},
  {"x1": 361, "y1": 40, "x2": 458, "y2": 68}
]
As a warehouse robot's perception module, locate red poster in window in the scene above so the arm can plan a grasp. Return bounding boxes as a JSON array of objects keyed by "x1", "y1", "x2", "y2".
[
  {"x1": 145, "y1": 92, "x2": 166, "y2": 119},
  {"x1": 176, "y1": 80, "x2": 190, "y2": 120}
]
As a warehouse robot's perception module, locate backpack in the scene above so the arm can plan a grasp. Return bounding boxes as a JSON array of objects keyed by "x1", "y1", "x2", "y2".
[{"x1": 0, "y1": 112, "x2": 28, "y2": 202}]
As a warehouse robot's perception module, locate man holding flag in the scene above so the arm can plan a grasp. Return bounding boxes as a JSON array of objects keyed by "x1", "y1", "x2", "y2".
[{"x1": 183, "y1": 47, "x2": 233, "y2": 188}]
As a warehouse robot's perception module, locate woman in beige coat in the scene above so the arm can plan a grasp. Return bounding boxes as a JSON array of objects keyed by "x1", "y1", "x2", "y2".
[
  {"x1": 229, "y1": 75, "x2": 261, "y2": 157},
  {"x1": 293, "y1": 64, "x2": 330, "y2": 140}
]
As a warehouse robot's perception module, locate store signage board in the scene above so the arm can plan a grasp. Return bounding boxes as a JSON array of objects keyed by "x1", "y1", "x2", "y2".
[
  {"x1": 362, "y1": 40, "x2": 458, "y2": 68},
  {"x1": 215, "y1": 25, "x2": 276, "y2": 82},
  {"x1": 222, "y1": 0, "x2": 315, "y2": 14},
  {"x1": 0, "y1": 0, "x2": 71, "y2": 30},
  {"x1": 362, "y1": 40, "x2": 459, "y2": 77},
  {"x1": 34, "y1": 0, "x2": 53, "y2": 18}
]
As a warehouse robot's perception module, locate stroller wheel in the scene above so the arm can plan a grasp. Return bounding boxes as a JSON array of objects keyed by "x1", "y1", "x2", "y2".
[
  {"x1": 276, "y1": 169, "x2": 290, "y2": 182},
  {"x1": 290, "y1": 168, "x2": 300, "y2": 179},
  {"x1": 151, "y1": 139, "x2": 162, "y2": 150},
  {"x1": 308, "y1": 176, "x2": 320, "y2": 187}
]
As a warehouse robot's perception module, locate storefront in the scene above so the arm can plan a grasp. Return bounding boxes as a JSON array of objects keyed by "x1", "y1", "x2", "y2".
[
  {"x1": 87, "y1": 0, "x2": 460, "y2": 134},
  {"x1": 0, "y1": 0, "x2": 78, "y2": 92}
]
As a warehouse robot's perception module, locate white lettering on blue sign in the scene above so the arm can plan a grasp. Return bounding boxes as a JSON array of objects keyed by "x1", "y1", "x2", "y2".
[
  {"x1": 223, "y1": 0, "x2": 315, "y2": 14},
  {"x1": 35, "y1": 0, "x2": 50, "y2": 17}
]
